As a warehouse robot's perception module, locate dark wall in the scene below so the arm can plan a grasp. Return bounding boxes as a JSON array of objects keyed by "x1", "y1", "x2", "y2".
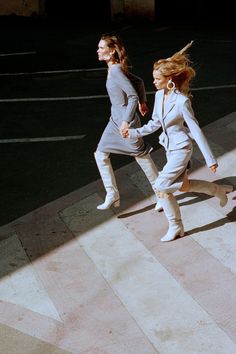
[
  {"x1": 45, "y1": 0, "x2": 111, "y2": 23},
  {"x1": 44, "y1": 0, "x2": 235, "y2": 26},
  {"x1": 155, "y1": 0, "x2": 235, "y2": 25}
]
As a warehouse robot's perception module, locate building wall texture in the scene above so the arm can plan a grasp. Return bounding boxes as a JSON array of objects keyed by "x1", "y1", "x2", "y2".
[
  {"x1": 110, "y1": 0, "x2": 155, "y2": 21},
  {"x1": 0, "y1": 0, "x2": 44, "y2": 17},
  {"x1": 0, "y1": 0, "x2": 155, "y2": 20}
]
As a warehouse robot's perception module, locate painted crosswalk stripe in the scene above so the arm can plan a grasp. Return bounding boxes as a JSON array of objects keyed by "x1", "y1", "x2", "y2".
[
  {"x1": 60, "y1": 193, "x2": 236, "y2": 354},
  {"x1": 0, "y1": 234, "x2": 62, "y2": 321}
]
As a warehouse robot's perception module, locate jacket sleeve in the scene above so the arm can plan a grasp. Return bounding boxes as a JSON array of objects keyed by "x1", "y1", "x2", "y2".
[
  {"x1": 111, "y1": 65, "x2": 138, "y2": 123},
  {"x1": 128, "y1": 72, "x2": 147, "y2": 104},
  {"x1": 129, "y1": 118, "x2": 162, "y2": 138},
  {"x1": 182, "y1": 99, "x2": 217, "y2": 166},
  {"x1": 128, "y1": 94, "x2": 162, "y2": 138}
]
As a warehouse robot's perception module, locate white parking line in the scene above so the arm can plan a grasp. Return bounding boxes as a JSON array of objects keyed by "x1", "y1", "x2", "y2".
[
  {"x1": 0, "y1": 51, "x2": 36, "y2": 57},
  {"x1": 0, "y1": 84, "x2": 235, "y2": 103},
  {"x1": 146, "y1": 84, "x2": 236, "y2": 95},
  {"x1": 0, "y1": 95, "x2": 108, "y2": 102},
  {"x1": 0, "y1": 135, "x2": 86, "y2": 144},
  {"x1": 0, "y1": 67, "x2": 106, "y2": 76}
]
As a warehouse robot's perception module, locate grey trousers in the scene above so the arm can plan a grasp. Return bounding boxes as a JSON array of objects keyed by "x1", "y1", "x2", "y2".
[{"x1": 154, "y1": 145, "x2": 193, "y2": 194}]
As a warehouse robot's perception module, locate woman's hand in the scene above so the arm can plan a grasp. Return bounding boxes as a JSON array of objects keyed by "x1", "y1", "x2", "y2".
[
  {"x1": 120, "y1": 121, "x2": 129, "y2": 131},
  {"x1": 119, "y1": 121, "x2": 129, "y2": 136},
  {"x1": 210, "y1": 163, "x2": 218, "y2": 173},
  {"x1": 138, "y1": 102, "x2": 149, "y2": 116},
  {"x1": 121, "y1": 128, "x2": 130, "y2": 138}
]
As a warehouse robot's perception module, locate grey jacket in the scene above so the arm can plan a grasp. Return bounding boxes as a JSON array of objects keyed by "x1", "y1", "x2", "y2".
[
  {"x1": 96, "y1": 63, "x2": 151, "y2": 156},
  {"x1": 107, "y1": 64, "x2": 146, "y2": 125},
  {"x1": 128, "y1": 89, "x2": 217, "y2": 167}
]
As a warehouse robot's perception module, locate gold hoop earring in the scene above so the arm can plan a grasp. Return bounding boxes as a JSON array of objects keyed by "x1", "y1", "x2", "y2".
[{"x1": 167, "y1": 79, "x2": 175, "y2": 90}]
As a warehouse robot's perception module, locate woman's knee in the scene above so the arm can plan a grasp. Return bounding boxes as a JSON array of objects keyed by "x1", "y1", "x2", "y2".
[
  {"x1": 155, "y1": 189, "x2": 170, "y2": 199},
  {"x1": 154, "y1": 177, "x2": 169, "y2": 192},
  {"x1": 94, "y1": 150, "x2": 110, "y2": 162},
  {"x1": 179, "y1": 170, "x2": 190, "y2": 192}
]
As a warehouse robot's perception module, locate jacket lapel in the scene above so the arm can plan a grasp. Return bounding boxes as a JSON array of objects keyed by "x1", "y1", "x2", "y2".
[
  {"x1": 163, "y1": 90, "x2": 178, "y2": 120},
  {"x1": 156, "y1": 90, "x2": 164, "y2": 120}
]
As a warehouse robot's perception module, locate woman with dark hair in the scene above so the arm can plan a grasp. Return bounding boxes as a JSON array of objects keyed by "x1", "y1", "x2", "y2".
[
  {"x1": 122, "y1": 41, "x2": 233, "y2": 241},
  {"x1": 94, "y1": 33, "x2": 162, "y2": 211}
]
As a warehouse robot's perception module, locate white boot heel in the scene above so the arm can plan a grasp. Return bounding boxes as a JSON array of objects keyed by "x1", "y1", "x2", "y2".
[
  {"x1": 94, "y1": 151, "x2": 120, "y2": 211},
  {"x1": 216, "y1": 184, "x2": 233, "y2": 207},
  {"x1": 97, "y1": 195, "x2": 120, "y2": 210},
  {"x1": 159, "y1": 193, "x2": 184, "y2": 242},
  {"x1": 154, "y1": 200, "x2": 163, "y2": 212},
  {"x1": 160, "y1": 224, "x2": 184, "y2": 242},
  {"x1": 113, "y1": 199, "x2": 120, "y2": 208}
]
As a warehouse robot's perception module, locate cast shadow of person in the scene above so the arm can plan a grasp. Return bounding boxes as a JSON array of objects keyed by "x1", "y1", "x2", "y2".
[
  {"x1": 185, "y1": 203, "x2": 236, "y2": 237},
  {"x1": 118, "y1": 176, "x2": 235, "y2": 223}
]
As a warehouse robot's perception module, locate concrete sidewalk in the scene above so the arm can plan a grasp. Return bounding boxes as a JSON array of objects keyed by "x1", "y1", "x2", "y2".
[{"x1": 0, "y1": 112, "x2": 236, "y2": 354}]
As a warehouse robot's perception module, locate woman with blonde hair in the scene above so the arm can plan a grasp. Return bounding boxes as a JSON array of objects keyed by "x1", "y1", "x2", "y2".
[
  {"x1": 95, "y1": 33, "x2": 162, "y2": 211},
  {"x1": 122, "y1": 41, "x2": 233, "y2": 241}
]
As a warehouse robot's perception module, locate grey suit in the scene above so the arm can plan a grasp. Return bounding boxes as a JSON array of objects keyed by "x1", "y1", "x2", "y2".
[
  {"x1": 97, "y1": 64, "x2": 151, "y2": 156},
  {"x1": 128, "y1": 89, "x2": 217, "y2": 193}
]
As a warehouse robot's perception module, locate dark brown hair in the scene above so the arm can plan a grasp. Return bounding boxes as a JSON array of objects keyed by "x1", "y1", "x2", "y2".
[{"x1": 100, "y1": 34, "x2": 129, "y2": 75}]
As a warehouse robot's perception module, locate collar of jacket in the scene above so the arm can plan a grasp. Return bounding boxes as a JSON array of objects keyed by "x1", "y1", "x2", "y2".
[{"x1": 157, "y1": 89, "x2": 179, "y2": 120}]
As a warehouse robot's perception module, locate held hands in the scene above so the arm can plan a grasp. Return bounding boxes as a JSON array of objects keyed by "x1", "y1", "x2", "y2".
[
  {"x1": 119, "y1": 121, "x2": 130, "y2": 138},
  {"x1": 122, "y1": 128, "x2": 130, "y2": 138},
  {"x1": 210, "y1": 163, "x2": 218, "y2": 173},
  {"x1": 138, "y1": 102, "x2": 149, "y2": 116}
]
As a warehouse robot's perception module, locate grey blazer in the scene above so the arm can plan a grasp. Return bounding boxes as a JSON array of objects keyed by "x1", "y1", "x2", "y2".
[{"x1": 129, "y1": 89, "x2": 217, "y2": 167}]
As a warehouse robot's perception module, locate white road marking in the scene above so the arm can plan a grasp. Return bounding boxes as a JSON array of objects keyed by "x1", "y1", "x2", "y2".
[
  {"x1": 60, "y1": 194, "x2": 236, "y2": 354},
  {"x1": 0, "y1": 95, "x2": 108, "y2": 102},
  {"x1": 0, "y1": 84, "x2": 235, "y2": 103},
  {"x1": 146, "y1": 84, "x2": 236, "y2": 95},
  {"x1": 0, "y1": 51, "x2": 36, "y2": 57},
  {"x1": 0, "y1": 135, "x2": 86, "y2": 144},
  {"x1": 0, "y1": 67, "x2": 106, "y2": 76},
  {"x1": 0, "y1": 234, "x2": 62, "y2": 321}
]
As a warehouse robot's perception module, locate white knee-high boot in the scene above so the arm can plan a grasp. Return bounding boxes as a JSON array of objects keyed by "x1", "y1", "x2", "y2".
[
  {"x1": 188, "y1": 180, "x2": 233, "y2": 207},
  {"x1": 159, "y1": 193, "x2": 185, "y2": 242},
  {"x1": 94, "y1": 151, "x2": 120, "y2": 210},
  {"x1": 135, "y1": 154, "x2": 163, "y2": 211}
]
